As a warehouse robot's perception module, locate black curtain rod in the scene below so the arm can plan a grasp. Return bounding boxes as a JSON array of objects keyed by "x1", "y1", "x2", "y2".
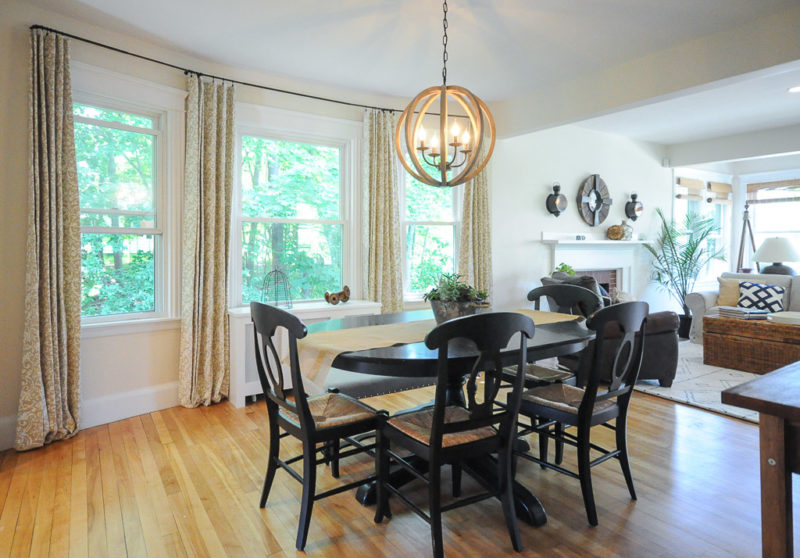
[{"x1": 30, "y1": 24, "x2": 400, "y2": 113}]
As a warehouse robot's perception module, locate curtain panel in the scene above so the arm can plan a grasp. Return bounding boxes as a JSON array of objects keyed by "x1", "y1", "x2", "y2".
[
  {"x1": 363, "y1": 109, "x2": 403, "y2": 313},
  {"x1": 178, "y1": 75, "x2": 235, "y2": 407},
  {"x1": 458, "y1": 162, "x2": 492, "y2": 296},
  {"x1": 16, "y1": 29, "x2": 82, "y2": 451}
]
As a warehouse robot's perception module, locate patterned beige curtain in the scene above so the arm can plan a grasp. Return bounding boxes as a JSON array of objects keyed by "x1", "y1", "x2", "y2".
[
  {"x1": 458, "y1": 161, "x2": 492, "y2": 296},
  {"x1": 364, "y1": 109, "x2": 403, "y2": 313},
  {"x1": 16, "y1": 29, "x2": 82, "y2": 451},
  {"x1": 178, "y1": 75, "x2": 235, "y2": 407}
]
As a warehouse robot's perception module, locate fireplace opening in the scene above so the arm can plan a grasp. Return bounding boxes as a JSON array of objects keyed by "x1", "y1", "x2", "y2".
[{"x1": 577, "y1": 269, "x2": 618, "y2": 296}]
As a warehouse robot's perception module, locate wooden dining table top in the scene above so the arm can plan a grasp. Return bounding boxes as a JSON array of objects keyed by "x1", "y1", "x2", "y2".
[{"x1": 305, "y1": 309, "x2": 594, "y2": 378}]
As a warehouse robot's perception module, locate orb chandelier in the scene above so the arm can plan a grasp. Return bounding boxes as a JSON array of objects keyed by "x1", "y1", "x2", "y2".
[{"x1": 394, "y1": 0, "x2": 496, "y2": 188}]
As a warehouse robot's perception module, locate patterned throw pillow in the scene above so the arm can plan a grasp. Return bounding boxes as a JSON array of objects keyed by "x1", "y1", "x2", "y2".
[{"x1": 737, "y1": 281, "x2": 785, "y2": 312}]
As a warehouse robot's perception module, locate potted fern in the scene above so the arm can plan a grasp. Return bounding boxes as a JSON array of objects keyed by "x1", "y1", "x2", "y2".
[
  {"x1": 644, "y1": 208, "x2": 724, "y2": 337},
  {"x1": 423, "y1": 273, "x2": 489, "y2": 323}
]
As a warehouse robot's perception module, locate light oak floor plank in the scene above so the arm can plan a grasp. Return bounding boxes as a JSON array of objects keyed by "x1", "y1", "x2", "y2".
[{"x1": 3, "y1": 389, "x2": 800, "y2": 557}]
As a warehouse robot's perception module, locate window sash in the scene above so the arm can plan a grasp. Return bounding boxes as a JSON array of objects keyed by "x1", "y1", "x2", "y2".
[
  {"x1": 232, "y1": 115, "x2": 358, "y2": 308},
  {"x1": 400, "y1": 169, "x2": 461, "y2": 298},
  {"x1": 74, "y1": 102, "x2": 167, "y2": 320}
]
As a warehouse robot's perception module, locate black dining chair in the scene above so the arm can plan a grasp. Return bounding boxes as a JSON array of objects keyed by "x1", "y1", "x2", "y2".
[
  {"x1": 515, "y1": 301, "x2": 648, "y2": 526},
  {"x1": 373, "y1": 312, "x2": 535, "y2": 558},
  {"x1": 250, "y1": 301, "x2": 386, "y2": 550},
  {"x1": 502, "y1": 284, "x2": 601, "y2": 389}
]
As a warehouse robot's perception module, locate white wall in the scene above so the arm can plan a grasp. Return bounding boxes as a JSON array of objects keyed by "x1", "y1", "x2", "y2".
[{"x1": 490, "y1": 125, "x2": 674, "y2": 312}]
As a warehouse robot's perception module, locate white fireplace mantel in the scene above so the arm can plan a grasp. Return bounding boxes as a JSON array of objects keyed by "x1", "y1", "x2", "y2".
[{"x1": 542, "y1": 232, "x2": 649, "y2": 293}]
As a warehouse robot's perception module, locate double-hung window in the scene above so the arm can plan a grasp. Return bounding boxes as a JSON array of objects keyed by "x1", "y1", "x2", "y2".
[
  {"x1": 402, "y1": 173, "x2": 459, "y2": 298},
  {"x1": 239, "y1": 135, "x2": 344, "y2": 303},
  {"x1": 74, "y1": 103, "x2": 164, "y2": 320},
  {"x1": 233, "y1": 105, "x2": 360, "y2": 307}
]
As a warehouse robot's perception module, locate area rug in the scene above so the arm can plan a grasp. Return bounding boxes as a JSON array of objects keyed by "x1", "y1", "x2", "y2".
[{"x1": 633, "y1": 341, "x2": 759, "y2": 423}]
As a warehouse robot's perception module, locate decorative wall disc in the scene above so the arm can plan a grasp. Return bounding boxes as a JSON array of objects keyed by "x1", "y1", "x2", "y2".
[{"x1": 577, "y1": 174, "x2": 613, "y2": 226}]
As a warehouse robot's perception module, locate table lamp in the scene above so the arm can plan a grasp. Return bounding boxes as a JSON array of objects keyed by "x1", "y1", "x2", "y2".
[{"x1": 753, "y1": 237, "x2": 800, "y2": 275}]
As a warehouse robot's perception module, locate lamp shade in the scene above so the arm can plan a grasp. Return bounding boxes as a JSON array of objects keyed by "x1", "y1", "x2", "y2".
[{"x1": 753, "y1": 237, "x2": 800, "y2": 263}]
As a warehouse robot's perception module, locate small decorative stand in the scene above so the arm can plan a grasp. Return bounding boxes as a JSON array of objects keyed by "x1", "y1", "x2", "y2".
[{"x1": 262, "y1": 268, "x2": 293, "y2": 309}]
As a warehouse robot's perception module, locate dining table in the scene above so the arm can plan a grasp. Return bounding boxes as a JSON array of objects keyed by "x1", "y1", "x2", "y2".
[{"x1": 304, "y1": 308, "x2": 595, "y2": 527}]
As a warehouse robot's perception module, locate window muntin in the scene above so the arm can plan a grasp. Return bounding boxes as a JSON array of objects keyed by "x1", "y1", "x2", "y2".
[
  {"x1": 239, "y1": 135, "x2": 344, "y2": 303},
  {"x1": 403, "y1": 174, "x2": 457, "y2": 296},
  {"x1": 74, "y1": 103, "x2": 162, "y2": 318},
  {"x1": 750, "y1": 186, "x2": 800, "y2": 262}
]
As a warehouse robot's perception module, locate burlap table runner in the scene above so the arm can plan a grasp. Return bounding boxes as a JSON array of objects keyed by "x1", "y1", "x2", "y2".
[{"x1": 296, "y1": 309, "x2": 578, "y2": 393}]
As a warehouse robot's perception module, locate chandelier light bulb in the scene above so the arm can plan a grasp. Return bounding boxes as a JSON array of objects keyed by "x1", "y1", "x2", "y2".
[{"x1": 451, "y1": 122, "x2": 460, "y2": 139}]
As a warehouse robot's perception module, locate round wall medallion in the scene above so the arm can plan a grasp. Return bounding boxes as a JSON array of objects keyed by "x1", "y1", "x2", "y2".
[{"x1": 577, "y1": 174, "x2": 613, "y2": 226}]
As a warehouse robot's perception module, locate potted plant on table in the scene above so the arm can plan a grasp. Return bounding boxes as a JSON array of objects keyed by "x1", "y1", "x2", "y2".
[
  {"x1": 644, "y1": 208, "x2": 724, "y2": 338},
  {"x1": 423, "y1": 273, "x2": 489, "y2": 324}
]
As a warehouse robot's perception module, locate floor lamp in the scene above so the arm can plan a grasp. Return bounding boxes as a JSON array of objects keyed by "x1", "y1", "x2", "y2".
[{"x1": 736, "y1": 203, "x2": 759, "y2": 273}]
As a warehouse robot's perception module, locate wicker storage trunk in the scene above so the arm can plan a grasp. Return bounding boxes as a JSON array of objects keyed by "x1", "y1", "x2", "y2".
[{"x1": 703, "y1": 315, "x2": 800, "y2": 374}]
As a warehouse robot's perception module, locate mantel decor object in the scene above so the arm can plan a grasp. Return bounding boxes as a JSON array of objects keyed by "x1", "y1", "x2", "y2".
[
  {"x1": 625, "y1": 193, "x2": 643, "y2": 221},
  {"x1": 324, "y1": 285, "x2": 351, "y2": 305},
  {"x1": 394, "y1": 0, "x2": 495, "y2": 188},
  {"x1": 606, "y1": 222, "x2": 624, "y2": 240},
  {"x1": 577, "y1": 174, "x2": 612, "y2": 226},
  {"x1": 546, "y1": 183, "x2": 568, "y2": 216}
]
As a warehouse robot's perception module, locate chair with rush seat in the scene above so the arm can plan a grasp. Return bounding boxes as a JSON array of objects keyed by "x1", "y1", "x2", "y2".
[
  {"x1": 250, "y1": 301, "x2": 385, "y2": 550},
  {"x1": 516, "y1": 301, "x2": 648, "y2": 526},
  {"x1": 374, "y1": 312, "x2": 534, "y2": 558}
]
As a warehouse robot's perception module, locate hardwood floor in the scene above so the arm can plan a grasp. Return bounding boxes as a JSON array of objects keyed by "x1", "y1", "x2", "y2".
[{"x1": 0, "y1": 388, "x2": 797, "y2": 557}]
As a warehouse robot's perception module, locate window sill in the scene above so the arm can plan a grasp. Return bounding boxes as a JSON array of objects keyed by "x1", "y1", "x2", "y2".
[
  {"x1": 81, "y1": 317, "x2": 181, "y2": 339},
  {"x1": 403, "y1": 299, "x2": 430, "y2": 311}
]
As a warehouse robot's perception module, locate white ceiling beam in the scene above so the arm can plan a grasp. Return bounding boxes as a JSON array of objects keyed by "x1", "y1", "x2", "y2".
[{"x1": 491, "y1": 5, "x2": 800, "y2": 138}]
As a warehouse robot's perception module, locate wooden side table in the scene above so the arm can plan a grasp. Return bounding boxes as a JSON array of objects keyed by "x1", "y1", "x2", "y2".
[
  {"x1": 704, "y1": 315, "x2": 800, "y2": 374},
  {"x1": 722, "y1": 362, "x2": 800, "y2": 558}
]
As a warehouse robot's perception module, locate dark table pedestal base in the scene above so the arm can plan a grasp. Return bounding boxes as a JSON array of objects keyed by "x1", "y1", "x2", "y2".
[{"x1": 354, "y1": 440, "x2": 546, "y2": 527}]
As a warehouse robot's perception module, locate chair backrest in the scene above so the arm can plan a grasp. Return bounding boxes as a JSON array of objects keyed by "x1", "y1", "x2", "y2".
[
  {"x1": 424, "y1": 312, "x2": 535, "y2": 448},
  {"x1": 250, "y1": 301, "x2": 315, "y2": 429},
  {"x1": 580, "y1": 301, "x2": 648, "y2": 415},
  {"x1": 527, "y1": 284, "x2": 603, "y2": 318}
]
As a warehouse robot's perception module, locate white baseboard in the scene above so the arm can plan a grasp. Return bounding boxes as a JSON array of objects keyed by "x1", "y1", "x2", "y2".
[
  {"x1": 0, "y1": 382, "x2": 179, "y2": 451},
  {"x1": 81, "y1": 381, "x2": 179, "y2": 430},
  {"x1": 0, "y1": 415, "x2": 16, "y2": 452}
]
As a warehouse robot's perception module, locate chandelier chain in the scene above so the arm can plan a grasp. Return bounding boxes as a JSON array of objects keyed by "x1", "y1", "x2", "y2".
[{"x1": 442, "y1": 0, "x2": 448, "y2": 85}]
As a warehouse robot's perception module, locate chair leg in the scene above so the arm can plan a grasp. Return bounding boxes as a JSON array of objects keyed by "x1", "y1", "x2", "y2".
[
  {"x1": 296, "y1": 442, "x2": 317, "y2": 550},
  {"x1": 260, "y1": 407, "x2": 281, "y2": 508},
  {"x1": 451, "y1": 463, "x2": 462, "y2": 497},
  {"x1": 329, "y1": 439, "x2": 340, "y2": 479},
  {"x1": 554, "y1": 422, "x2": 565, "y2": 465},
  {"x1": 537, "y1": 417, "x2": 549, "y2": 469},
  {"x1": 498, "y1": 448, "x2": 522, "y2": 552},
  {"x1": 577, "y1": 427, "x2": 598, "y2": 527},
  {"x1": 374, "y1": 430, "x2": 391, "y2": 523},
  {"x1": 616, "y1": 417, "x2": 637, "y2": 501},
  {"x1": 429, "y1": 461, "x2": 444, "y2": 558}
]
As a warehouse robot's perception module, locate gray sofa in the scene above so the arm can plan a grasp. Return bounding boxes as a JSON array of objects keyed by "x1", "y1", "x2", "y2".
[{"x1": 685, "y1": 272, "x2": 800, "y2": 343}]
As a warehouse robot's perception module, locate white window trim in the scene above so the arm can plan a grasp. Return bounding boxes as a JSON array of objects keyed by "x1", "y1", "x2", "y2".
[
  {"x1": 72, "y1": 62, "x2": 185, "y2": 336},
  {"x1": 398, "y1": 166, "x2": 462, "y2": 302},
  {"x1": 231, "y1": 102, "x2": 362, "y2": 308}
]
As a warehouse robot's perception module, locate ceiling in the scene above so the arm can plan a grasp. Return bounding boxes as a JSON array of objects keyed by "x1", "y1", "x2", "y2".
[
  {"x1": 576, "y1": 60, "x2": 800, "y2": 145},
  {"x1": 27, "y1": 0, "x2": 800, "y2": 153}
]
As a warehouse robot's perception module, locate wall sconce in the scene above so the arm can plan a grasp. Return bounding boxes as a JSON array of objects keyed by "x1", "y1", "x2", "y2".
[
  {"x1": 546, "y1": 183, "x2": 568, "y2": 217},
  {"x1": 625, "y1": 193, "x2": 643, "y2": 221}
]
